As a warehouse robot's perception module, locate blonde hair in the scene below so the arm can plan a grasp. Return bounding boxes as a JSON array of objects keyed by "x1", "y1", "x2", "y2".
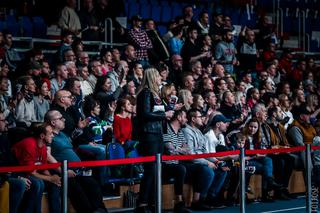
[
  {"x1": 178, "y1": 89, "x2": 192, "y2": 110},
  {"x1": 306, "y1": 94, "x2": 318, "y2": 108},
  {"x1": 137, "y1": 67, "x2": 160, "y2": 97},
  {"x1": 161, "y1": 84, "x2": 174, "y2": 100}
]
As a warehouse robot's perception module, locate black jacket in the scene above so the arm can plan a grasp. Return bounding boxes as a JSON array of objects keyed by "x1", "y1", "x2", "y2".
[{"x1": 136, "y1": 88, "x2": 166, "y2": 136}]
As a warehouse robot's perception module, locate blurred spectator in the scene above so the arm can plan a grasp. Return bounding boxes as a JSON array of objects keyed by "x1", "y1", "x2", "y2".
[
  {"x1": 50, "y1": 64, "x2": 68, "y2": 98},
  {"x1": 94, "y1": 75, "x2": 122, "y2": 121},
  {"x1": 181, "y1": 26, "x2": 210, "y2": 71},
  {"x1": 34, "y1": 79, "x2": 50, "y2": 122},
  {"x1": 196, "y1": 11, "x2": 210, "y2": 35},
  {"x1": 58, "y1": 0, "x2": 81, "y2": 36},
  {"x1": 215, "y1": 29, "x2": 238, "y2": 75},
  {"x1": 79, "y1": 0, "x2": 101, "y2": 41},
  {"x1": 3, "y1": 31, "x2": 21, "y2": 72},
  {"x1": 78, "y1": 65, "x2": 93, "y2": 97},
  {"x1": 100, "y1": 48, "x2": 114, "y2": 75},
  {"x1": 209, "y1": 12, "x2": 225, "y2": 44},
  {"x1": 15, "y1": 76, "x2": 37, "y2": 127},
  {"x1": 127, "y1": 15, "x2": 153, "y2": 68},
  {"x1": 238, "y1": 29, "x2": 258, "y2": 72},
  {"x1": 167, "y1": 25, "x2": 184, "y2": 55},
  {"x1": 182, "y1": 5, "x2": 195, "y2": 29},
  {"x1": 145, "y1": 19, "x2": 170, "y2": 63}
]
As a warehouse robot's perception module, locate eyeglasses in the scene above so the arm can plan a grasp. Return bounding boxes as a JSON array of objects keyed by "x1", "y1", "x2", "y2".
[
  {"x1": 62, "y1": 95, "x2": 73, "y2": 99},
  {"x1": 53, "y1": 117, "x2": 65, "y2": 121}
]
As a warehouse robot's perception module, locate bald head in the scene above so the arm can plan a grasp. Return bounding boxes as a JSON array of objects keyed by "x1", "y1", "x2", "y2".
[
  {"x1": 54, "y1": 90, "x2": 73, "y2": 108},
  {"x1": 45, "y1": 110, "x2": 60, "y2": 123}
]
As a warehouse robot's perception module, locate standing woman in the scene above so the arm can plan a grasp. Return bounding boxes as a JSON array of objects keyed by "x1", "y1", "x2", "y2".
[{"x1": 135, "y1": 68, "x2": 174, "y2": 212}]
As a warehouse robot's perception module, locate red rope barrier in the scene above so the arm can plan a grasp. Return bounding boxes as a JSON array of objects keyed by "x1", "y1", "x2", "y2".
[
  {"x1": 245, "y1": 146, "x2": 305, "y2": 155},
  {"x1": 68, "y1": 156, "x2": 155, "y2": 168},
  {"x1": 162, "y1": 150, "x2": 240, "y2": 161},
  {"x1": 0, "y1": 146, "x2": 311, "y2": 173},
  {"x1": 311, "y1": 146, "x2": 320, "y2": 150}
]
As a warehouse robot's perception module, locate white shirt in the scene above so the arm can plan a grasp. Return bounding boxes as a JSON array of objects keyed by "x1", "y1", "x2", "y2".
[{"x1": 204, "y1": 129, "x2": 225, "y2": 154}]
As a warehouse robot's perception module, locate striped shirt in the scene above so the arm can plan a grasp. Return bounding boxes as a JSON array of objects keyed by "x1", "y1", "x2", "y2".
[
  {"x1": 128, "y1": 28, "x2": 153, "y2": 61},
  {"x1": 163, "y1": 123, "x2": 190, "y2": 164}
]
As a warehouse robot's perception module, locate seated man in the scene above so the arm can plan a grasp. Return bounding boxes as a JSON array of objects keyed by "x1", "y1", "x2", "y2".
[
  {"x1": 45, "y1": 110, "x2": 107, "y2": 213},
  {"x1": 12, "y1": 123, "x2": 61, "y2": 213},
  {"x1": 0, "y1": 112, "x2": 31, "y2": 213},
  {"x1": 182, "y1": 109, "x2": 228, "y2": 208}
]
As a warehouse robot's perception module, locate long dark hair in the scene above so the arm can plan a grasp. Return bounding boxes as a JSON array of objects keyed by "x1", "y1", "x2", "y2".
[
  {"x1": 242, "y1": 118, "x2": 261, "y2": 149},
  {"x1": 93, "y1": 75, "x2": 109, "y2": 95},
  {"x1": 114, "y1": 98, "x2": 128, "y2": 114}
]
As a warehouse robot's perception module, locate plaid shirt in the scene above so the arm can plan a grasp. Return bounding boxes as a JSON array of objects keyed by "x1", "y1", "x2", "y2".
[{"x1": 128, "y1": 28, "x2": 153, "y2": 61}]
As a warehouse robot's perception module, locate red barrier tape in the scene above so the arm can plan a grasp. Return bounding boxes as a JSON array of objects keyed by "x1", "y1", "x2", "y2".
[
  {"x1": 245, "y1": 146, "x2": 305, "y2": 155},
  {"x1": 0, "y1": 163, "x2": 61, "y2": 173},
  {"x1": 312, "y1": 146, "x2": 320, "y2": 150},
  {"x1": 68, "y1": 156, "x2": 155, "y2": 168},
  {"x1": 0, "y1": 146, "x2": 311, "y2": 173},
  {"x1": 162, "y1": 150, "x2": 240, "y2": 161}
]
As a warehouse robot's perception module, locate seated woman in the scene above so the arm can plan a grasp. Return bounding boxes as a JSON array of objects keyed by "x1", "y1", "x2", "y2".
[
  {"x1": 113, "y1": 96, "x2": 137, "y2": 152},
  {"x1": 242, "y1": 118, "x2": 282, "y2": 202}
]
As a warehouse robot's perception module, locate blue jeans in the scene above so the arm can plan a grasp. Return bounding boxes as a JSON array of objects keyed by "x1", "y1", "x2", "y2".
[
  {"x1": 8, "y1": 178, "x2": 26, "y2": 213},
  {"x1": 207, "y1": 169, "x2": 228, "y2": 199},
  {"x1": 22, "y1": 176, "x2": 45, "y2": 213},
  {"x1": 79, "y1": 144, "x2": 107, "y2": 185},
  {"x1": 248, "y1": 156, "x2": 273, "y2": 178},
  {"x1": 45, "y1": 181, "x2": 61, "y2": 213},
  {"x1": 182, "y1": 162, "x2": 214, "y2": 200}
]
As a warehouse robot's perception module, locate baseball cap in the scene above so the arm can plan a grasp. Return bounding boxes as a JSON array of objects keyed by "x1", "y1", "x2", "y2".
[
  {"x1": 131, "y1": 15, "x2": 143, "y2": 22},
  {"x1": 210, "y1": 114, "x2": 231, "y2": 126}
]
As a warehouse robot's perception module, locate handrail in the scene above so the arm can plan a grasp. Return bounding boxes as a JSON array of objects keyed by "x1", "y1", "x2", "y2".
[
  {"x1": 301, "y1": 10, "x2": 306, "y2": 51},
  {"x1": 104, "y1": 18, "x2": 114, "y2": 47},
  {"x1": 280, "y1": 7, "x2": 284, "y2": 37},
  {"x1": 276, "y1": 7, "x2": 284, "y2": 37},
  {"x1": 298, "y1": 9, "x2": 301, "y2": 50},
  {"x1": 12, "y1": 36, "x2": 127, "y2": 54},
  {"x1": 305, "y1": 33, "x2": 310, "y2": 52}
]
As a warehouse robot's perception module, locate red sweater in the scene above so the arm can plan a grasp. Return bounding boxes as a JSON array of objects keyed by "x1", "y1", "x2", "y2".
[{"x1": 113, "y1": 114, "x2": 132, "y2": 144}]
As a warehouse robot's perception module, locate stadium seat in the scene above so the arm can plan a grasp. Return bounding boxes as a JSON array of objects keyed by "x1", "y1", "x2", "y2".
[
  {"x1": 171, "y1": 3, "x2": 182, "y2": 20},
  {"x1": 6, "y1": 15, "x2": 19, "y2": 36},
  {"x1": 193, "y1": 4, "x2": 205, "y2": 20},
  {"x1": 0, "y1": 21, "x2": 5, "y2": 32},
  {"x1": 230, "y1": 9, "x2": 241, "y2": 25},
  {"x1": 105, "y1": 143, "x2": 136, "y2": 184},
  {"x1": 151, "y1": 5, "x2": 161, "y2": 22},
  {"x1": 127, "y1": 3, "x2": 140, "y2": 21},
  {"x1": 32, "y1": 16, "x2": 47, "y2": 38},
  {"x1": 310, "y1": 40, "x2": 319, "y2": 52},
  {"x1": 159, "y1": 0, "x2": 168, "y2": 6},
  {"x1": 157, "y1": 25, "x2": 167, "y2": 36},
  {"x1": 20, "y1": 16, "x2": 33, "y2": 37},
  {"x1": 161, "y1": 5, "x2": 172, "y2": 23},
  {"x1": 140, "y1": 3, "x2": 151, "y2": 20}
]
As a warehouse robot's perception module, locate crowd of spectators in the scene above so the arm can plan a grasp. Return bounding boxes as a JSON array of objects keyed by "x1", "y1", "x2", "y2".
[{"x1": 0, "y1": 1, "x2": 320, "y2": 213}]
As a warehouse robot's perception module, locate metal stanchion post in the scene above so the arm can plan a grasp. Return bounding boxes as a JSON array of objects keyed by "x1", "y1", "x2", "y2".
[
  {"x1": 61, "y1": 160, "x2": 68, "y2": 213},
  {"x1": 155, "y1": 154, "x2": 162, "y2": 213},
  {"x1": 239, "y1": 148, "x2": 246, "y2": 213},
  {"x1": 306, "y1": 144, "x2": 312, "y2": 213}
]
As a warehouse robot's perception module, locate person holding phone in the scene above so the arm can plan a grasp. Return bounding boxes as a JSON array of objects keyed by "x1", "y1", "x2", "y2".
[{"x1": 135, "y1": 68, "x2": 174, "y2": 212}]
